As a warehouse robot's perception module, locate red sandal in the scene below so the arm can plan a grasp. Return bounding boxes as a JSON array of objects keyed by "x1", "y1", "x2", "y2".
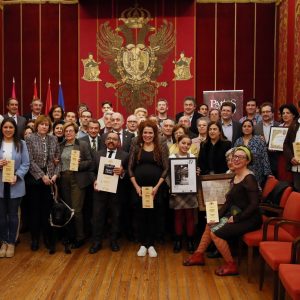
[
  {"x1": 215, "y1": 262, "x2": 239, "y2": 276},
  {"x1": 183, "y1": 252, "x2": 205, "y2": 266}
]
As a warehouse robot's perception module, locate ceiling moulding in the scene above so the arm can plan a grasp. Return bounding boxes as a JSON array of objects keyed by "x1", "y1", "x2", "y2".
[
  {"x1": 0, "y1": 0, "x2": 78, "y2": 4},
  {"x1": 196, "y1": 0, "x2": 281, "y2": 4}
]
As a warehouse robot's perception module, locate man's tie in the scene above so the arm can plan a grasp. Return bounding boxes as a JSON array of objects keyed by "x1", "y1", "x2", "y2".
[
  {"x1": 108, "y1": 150, "x2": 114, "y2": 158},
  {"x1": 91, "y1": 138, "x2": 96, "y2": 150}
]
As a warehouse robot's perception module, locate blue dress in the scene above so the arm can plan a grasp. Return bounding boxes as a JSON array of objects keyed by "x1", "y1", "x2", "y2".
[{"x1": 234, "y1": 135, "x2": 272, "y2": 185}]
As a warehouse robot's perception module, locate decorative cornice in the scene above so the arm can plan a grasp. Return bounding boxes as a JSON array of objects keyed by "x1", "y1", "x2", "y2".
[
  {"x1": 197, "y1": 0, "x2": 281, "y2": 5},
  {"x1": 0, "y1": 0, "x2": 78, "y2": 5}
]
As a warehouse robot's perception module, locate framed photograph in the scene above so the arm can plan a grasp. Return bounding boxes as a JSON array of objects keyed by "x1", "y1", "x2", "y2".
[
  {"x1": 170, "y1": 157, "x2": 197, "y2": 194},
  {"x1": 268, "y1": 126, "x2": 288, "y2": 151},
  {"x1": 198, "y1": 174, "x2": 234, "y2": 209}
]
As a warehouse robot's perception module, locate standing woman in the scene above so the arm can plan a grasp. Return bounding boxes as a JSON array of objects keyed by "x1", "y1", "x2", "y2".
[
  {"x1": 128, "y1": 120, "x2": 169, "y2": 257},
  {"x1": 0, "y1": 118, "x2": 30, "y2": 258},
  {"x1": 53, "y1": 120, "x2": 65, "y2": 144},
  {"x1": 198, "y1": 121, "x2": 232, "y2": 174},
  {"x1": 234, "y1": 119, "x2": 271, "y2": 187},
  {"x1": 59, "y1": 122, "x2": 93, "y2": 248},
  {"x1": 48, "y1": 105, "x2": 64, "y2": 125},
  {"x1": 278, "y1": 104, "x2": 299, "y2": 183},
  {"x1": 26, "y1": 115, "x2": 60, "y2": 253}
]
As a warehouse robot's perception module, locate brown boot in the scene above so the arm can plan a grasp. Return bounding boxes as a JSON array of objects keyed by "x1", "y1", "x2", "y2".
[
  {"x1": 5, "y1": 244, "x2": 15, "y2": 258},
  {"x1": 215, "y1": 261, "x2": 239, "y2": 276},
  {"x1": 183, "y1": 251, "x2": 205, "y2": 266}
]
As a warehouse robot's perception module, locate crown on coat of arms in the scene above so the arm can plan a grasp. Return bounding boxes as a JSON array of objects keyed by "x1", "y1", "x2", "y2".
[{"x1": 119, "y1": 4, "x2": 152, "y2": 28}]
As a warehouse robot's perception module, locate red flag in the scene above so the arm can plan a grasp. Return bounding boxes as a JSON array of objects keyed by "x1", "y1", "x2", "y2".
[
  {"x1": 33, "y1": 77, "x2": 38, "y2": 99},
  {"x1": 11, "y1": 77, "x2": 16, "y2": 98},
  {"x1": 45, "y1": 78, "x2": 52, "y2": 115}
]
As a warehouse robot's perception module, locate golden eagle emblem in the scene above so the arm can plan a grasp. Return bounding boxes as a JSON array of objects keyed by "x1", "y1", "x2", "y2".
[{"x1": 97, "y1": 4, "x2": 175, "y2": 112}]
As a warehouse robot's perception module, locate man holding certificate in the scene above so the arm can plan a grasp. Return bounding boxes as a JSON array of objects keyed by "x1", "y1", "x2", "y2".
[{"x1": 89, "y1": 132, "x2": 129, "y2": 254}]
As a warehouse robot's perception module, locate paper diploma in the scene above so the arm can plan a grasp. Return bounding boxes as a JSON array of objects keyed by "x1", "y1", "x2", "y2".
[
  {"x1": 3, "y1": 160, "x2": 15, "y2": 183},
  {"x1": 206, "y1": 201, "x2": 219, "y2": 223},
  {"x1": 142, "y1": 186, "x2": 154, "y2": 208},
  {"x1": 96, "y1": 157, "x2": 121, "y2": 193},
  {"x1": 69, "y1": 150, "x2": 80, "y2": 171},
  {"x1": 293, "y1": 142, "x2": 300, "y2": 161}
]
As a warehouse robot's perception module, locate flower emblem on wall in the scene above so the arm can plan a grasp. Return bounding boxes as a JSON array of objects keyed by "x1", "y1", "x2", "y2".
[{"x1": 97, "y1": 4, "x2": 175, "y2": 113}]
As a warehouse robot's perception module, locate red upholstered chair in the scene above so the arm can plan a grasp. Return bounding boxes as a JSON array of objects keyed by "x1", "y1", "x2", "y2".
[
  {"x1": 261, "y1": 176, "x2": 279, "y2": 200},
  {"x1": 259, "y1": 222, "x2": 300, "y2": 300},
  {"x1": 242, "y1": 187, "x2": 294, "y2": 282},
  {"x1": 278, "y1": 237, "x2": 300, "y2": 300}
]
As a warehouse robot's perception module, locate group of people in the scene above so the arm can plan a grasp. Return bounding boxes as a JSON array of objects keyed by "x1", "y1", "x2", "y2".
[{"x1": 0, "y1": 95, "x2": 299, "y2": 276}]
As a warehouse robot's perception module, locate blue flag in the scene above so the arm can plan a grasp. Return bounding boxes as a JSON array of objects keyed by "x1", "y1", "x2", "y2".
[{"x1": 58, "y1": 81, "x2": 65, "y2": 110}]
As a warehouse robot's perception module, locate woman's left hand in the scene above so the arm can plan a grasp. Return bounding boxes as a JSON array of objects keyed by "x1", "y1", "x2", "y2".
[
  {"x1": 227, "y1": 216, "x2": 234, "y2": 223},
  {"x1": 152, "y1": 185, "x2": 159, "y2": 197},
  {"x1": 10, "y1": 175, "x2": 17, "y2": 185}
]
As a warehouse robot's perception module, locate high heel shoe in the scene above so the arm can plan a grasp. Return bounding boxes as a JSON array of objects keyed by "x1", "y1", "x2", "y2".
[{"x1": 183, "y1": 251, "x2": 205, "y2": 266}]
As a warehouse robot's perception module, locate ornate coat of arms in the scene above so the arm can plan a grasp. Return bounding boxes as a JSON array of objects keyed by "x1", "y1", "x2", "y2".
[{"x1": 97, "y1": 4, "x2": 175, "y2": 112}]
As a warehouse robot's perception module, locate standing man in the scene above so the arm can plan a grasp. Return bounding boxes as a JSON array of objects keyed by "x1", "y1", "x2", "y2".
[
  {"x1": 77, "y1": 110, "x2": 92, "y2": 138},
  {"x1": 89, "y1": 132, "x2": 129, "y2": 253},
  {"x1": 156, "y1": 98, "x2": 170, "y2": 127},
  {"x1": 178, "y1": 115, "x2": 198, "y2": 139},
  {"x1": 23, "y1": 98, "x2": 43, "y2": 121},
  {"x1": 220, "y1": 101, "x2": 242, "y2": 145},
  {"x1": 4, "y1": 98, "x2": 26, "y2": 136},
  {"x1": 161, "y1": 118, "x2": 175, "y2": 147},
  {"x1": 100, "y1": 111, "x2": 113, "y2": 135},
  {"x1": 175, "y1": 96, "x2": 202, "y2": 135},
  {"x1": 98, "y1": 101, "x2": 113, "y2": 129},
  {"x1": 255, "y1": 102, "x2": 280, "y2": 176},
  {"x1": 126, "y1": 114, "x2": 139, "y2": 137},
  {"x1": 65, "y1": 111, "x2": 77, "y2": 123},
  {"x1": 79, "y1": 119, "x2": 102, "y2": 155},
  {"x1": 101, "y1": 112, "x2": 134, "y2": 153},
  {"x1": 239, "y1": 99, "x2": 262, "y2": 125}
]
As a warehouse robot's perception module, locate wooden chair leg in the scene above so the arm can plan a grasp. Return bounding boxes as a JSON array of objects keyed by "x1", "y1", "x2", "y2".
[
  {"x1": 278, "y1": 278, "x2": 285, "y2": 300},
  {"x1": 247, "y1": 246, "x2": 253, "y2": 283},
  {"x1": 273, "y1": 271, "x2": 279, "y2": 300},
  {"x1": 259, "y1": 255, "x2": 265, "y2": 290}
]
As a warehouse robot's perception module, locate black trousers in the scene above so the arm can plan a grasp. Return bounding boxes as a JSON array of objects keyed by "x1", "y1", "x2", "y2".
[
  {"x1": 28, "y1": 179, "x2": 54, "y2": 244},
  {"x1": 92, "y1": 191, "x2": 120, "y2": 242}
]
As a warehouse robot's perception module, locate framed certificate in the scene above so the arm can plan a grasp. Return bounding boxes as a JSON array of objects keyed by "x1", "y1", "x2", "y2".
[
  {"x1": 170, "y1": 157, "x2": 197, "y2": 194},
  {"x1": 199, "y1": 173, "x2": 234, "y2": 208},
  {"x1": 268, "y1": 126, "x2": 288, "y2": 151},
  {"x1": 96, "y1": 156, "x2": 121, "y2": 193}
]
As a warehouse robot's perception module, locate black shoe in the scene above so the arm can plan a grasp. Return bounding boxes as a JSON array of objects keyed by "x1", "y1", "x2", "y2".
[
  {"x1": 110, "y1": 240, "x2": 120, "y2": 252},
  {"x1": 49, "y1": 245, "x2": 56, "y2": 255},
  {"x1": 71, "y1": 239, "x2": 85, "y2": 249},
  {"x1": 64, "y1": 244, "x2": 71, "y2": 254},
  {"x1": 207, "y1": 249, "x2": 221, "y2": 258},
  {"x1": 187, "y1": 238, "x2": 195, "y2": 254},
  {"x1": 89, "y1": 242, "x2": 102, "y2": 254},
  {"x1": 173, "y1": 240, "x2": 182, "y2": 253},
  {"x1": 31, "y1": 240, "x2": 39, "y2": 251}
]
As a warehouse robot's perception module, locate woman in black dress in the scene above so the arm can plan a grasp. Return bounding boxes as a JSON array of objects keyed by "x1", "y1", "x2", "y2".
[
  {"x1": 183, "y1": 146, "x2": 262, "y2": 276},
  {"x1": 198, "y1": 121, "x2": 232, "y2": 174},
  {"x1": 128, "y1": 120, "x2": 169, "y2": 257}
]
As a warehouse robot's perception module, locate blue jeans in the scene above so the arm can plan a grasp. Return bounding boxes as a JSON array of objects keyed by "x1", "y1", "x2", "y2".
[{"x1": 0, "y1": 197, "x2": 22, "y2": 244}]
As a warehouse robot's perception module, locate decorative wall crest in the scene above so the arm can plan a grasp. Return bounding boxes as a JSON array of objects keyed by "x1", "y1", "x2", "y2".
[
  {"x1": 173, "y1": 52, "x2": 192, "y2": 81},
  {"x1": 81, "y1": 53, "x2": 101, "y2": 82},
  {"x1": 97, "y1": 4, "x2": 175, "y2": 112}
]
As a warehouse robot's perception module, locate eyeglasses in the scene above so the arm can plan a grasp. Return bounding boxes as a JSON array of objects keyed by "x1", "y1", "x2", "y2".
[{"x1": 232, "y1": 155, "x2": 247, "y2": 161}]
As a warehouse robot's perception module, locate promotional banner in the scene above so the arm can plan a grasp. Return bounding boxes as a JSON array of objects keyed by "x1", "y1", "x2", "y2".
[{"x1": 203, "y1": 90, "x2": 243, "y2": 121}]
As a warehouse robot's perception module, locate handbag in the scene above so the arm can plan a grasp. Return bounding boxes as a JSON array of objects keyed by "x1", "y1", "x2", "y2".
[{"x1": 49, "y1": 184, "x2": 75, "y2": 228}]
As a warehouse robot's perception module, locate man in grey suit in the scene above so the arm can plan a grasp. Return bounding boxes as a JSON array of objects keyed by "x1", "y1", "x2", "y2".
[
  {"x1": 255, "y1": 102, "x2": 280, "y2": 176},
  {"x1": 220, "y1": 101, "x2": 242, "y2": 145},
  {"x1": 4, "y1": 98, "x2": 27, "y2": 138}
]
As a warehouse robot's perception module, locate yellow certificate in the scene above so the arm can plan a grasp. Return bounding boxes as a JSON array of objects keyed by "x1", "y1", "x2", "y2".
[
  {"x1": 69, "y1": 150, "x2": 80, "y2": 171},
  {"x1": 206, "y1": 201, "x2": 219, "y2": 223},
  {"x1": 2, "y1": 160, "x2": 15, "y2": 183},
  {"x1": 293, "y1": 142, "x2": 300, "y2": 161},
  {"x1": 142, "y1": 187, "x2": 154, "y2": 209}
]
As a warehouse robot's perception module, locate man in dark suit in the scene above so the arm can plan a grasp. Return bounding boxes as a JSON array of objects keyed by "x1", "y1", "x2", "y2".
[
  {"x1": 4, "y1": 98, "x2": 27, "y2": 137},
  {"x1": 100, "y1": 112, "x2": 134, "y2": 153},
  {"x1": 175, "y1": 96, "x2": 202, "y2": 135},
  {"x1": 220, "y1": 101, "x2": 242, "y2": 145},
  {"x1": 23, "y1": 98, "x2": 43, "y2": 121},
  {"x1": 254, "y1": 102, "x2": 280, "y2": 176},
  {"x1": 79, "y1": 119, "x2": 101, "y2": 153},
  {"x1": 89, "y1": 132, "x2": 129, "y2": 253}
]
